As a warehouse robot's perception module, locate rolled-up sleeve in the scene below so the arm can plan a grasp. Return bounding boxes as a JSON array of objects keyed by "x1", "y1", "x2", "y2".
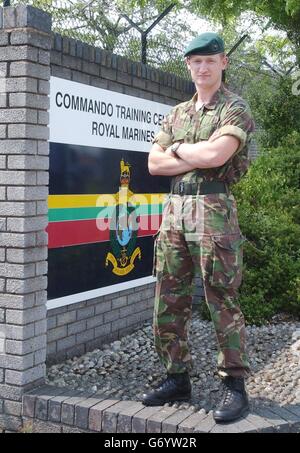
[{"x1": 211, "y1": 102, "x2": 255, "y2": 153}]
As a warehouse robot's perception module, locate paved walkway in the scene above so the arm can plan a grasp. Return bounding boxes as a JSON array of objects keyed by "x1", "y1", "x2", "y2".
[{"x1": 18, "y1": 385, "x2": 300, "y2": 433}]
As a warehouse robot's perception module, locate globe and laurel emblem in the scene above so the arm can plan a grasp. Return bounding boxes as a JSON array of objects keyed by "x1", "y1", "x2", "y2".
[{"x1": 105, "y1": 159, "x2": 141, "y2": 275}]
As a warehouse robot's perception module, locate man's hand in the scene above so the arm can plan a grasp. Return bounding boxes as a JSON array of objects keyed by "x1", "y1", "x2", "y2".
[
  {"x1": 148, "y1": 143, "x2": 196, "y2": 176},
  {"x1": 164, "y1": 142, "x2": 181, "y2": 157}
]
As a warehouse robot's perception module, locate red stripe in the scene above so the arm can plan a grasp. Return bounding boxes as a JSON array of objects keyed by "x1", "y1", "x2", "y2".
[{"x1": 47, "y1": 215, "x2": 162, "y2": 249}]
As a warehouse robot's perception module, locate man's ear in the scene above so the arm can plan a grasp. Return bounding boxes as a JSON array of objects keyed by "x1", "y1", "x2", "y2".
[
  {"x1": 222, "y1": 55, "x2": 229, "y2": 70},
  {"x1": 185, "y1": 57, "x2": 191, "y2": 71}
]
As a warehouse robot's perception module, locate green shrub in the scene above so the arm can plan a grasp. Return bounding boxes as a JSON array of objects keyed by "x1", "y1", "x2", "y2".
[
  {"x1": 198, "y1": 77, "x2": 300, "y2": 325},
  {"x1": 232, "y1": 132, "x2": 300, "y2": 324},
  {"x1": 198, "y1": 132, "x2": 300, "y2": 325},
  {"x1": 245, "y1": 78, "x2": 300, "y2": 148}
]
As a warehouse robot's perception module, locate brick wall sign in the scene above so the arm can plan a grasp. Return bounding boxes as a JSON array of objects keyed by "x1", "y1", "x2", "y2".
[{"x1": 47, "y1": 77, "x2": 171, "y2": 309}]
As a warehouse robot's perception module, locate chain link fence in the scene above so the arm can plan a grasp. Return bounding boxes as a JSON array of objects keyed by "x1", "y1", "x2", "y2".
[
  {"x1": 5, "y1": 1, "x2": 278, "y2": 160},
  {"x1": 8, "y1": 0, "x2": 193, "y2": 79},
  {"x1": 6, "y1": 0, "x2": 280, "y2": 101}
]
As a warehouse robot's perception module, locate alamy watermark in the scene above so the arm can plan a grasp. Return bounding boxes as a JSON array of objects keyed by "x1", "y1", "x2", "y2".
[
  {"x1": 95, "y1": 193, "x2": 205, "y2": 241},
  {"x1": 292, "y1": 70, "x2": 300, "y2": 96}
]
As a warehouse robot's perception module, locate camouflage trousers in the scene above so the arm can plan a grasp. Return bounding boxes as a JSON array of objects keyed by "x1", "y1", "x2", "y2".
[{"x1": 153, "y1": 193, "x2": 250, "y2": 378}]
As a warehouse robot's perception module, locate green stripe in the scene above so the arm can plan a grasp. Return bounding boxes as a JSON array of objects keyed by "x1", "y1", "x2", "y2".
[{"x1": 48, "y1": 204, "x2": 163, "y2": 222}]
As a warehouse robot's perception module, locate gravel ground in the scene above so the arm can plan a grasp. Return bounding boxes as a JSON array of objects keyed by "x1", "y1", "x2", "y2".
[{"x1": 46, "y1": 313, "x2": 300, "y2": 413}]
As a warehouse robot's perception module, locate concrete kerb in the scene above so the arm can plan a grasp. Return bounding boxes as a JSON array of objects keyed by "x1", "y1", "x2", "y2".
[{"x1": 20, "y1": 385, "x2": 300, "y2": 433}]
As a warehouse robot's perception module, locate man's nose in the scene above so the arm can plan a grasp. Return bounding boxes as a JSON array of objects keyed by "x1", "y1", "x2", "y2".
[{"x1": 198, "y1": 62, "x2": 209, "y2": 72}]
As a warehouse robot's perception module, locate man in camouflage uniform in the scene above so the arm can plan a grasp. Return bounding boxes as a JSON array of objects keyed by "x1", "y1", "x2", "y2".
[{"x1": 142, "y1": 32, "x2": 255, "y2": 423}]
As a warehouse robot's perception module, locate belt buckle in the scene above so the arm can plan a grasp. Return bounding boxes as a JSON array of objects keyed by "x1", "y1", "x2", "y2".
[{"x1": 179, "y1": 182, "x2": 185, "y2": 195}]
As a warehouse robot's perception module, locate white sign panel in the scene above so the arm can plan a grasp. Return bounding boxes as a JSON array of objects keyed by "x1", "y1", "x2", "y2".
[{"x1": 49, "y1": 76, "x2": 172, "y2": 151}]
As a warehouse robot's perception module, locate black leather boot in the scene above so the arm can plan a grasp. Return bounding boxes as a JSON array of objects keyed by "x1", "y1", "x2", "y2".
[
  {"x1": 141, "y1": 372, "x2": 192, "y2": 406},
  {"x1": 213, "y1": 376, "x2": 249, "y2": 423}
]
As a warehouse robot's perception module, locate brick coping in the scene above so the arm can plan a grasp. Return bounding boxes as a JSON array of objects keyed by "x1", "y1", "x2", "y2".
[{"x1": 20, "y1": 385, "x2": 300, "y2": 433}]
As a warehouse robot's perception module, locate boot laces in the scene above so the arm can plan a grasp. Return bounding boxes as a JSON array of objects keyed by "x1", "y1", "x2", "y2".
[
  {"x1": 222, "y1": 385, "x2": 235, "y2": 406},
  {"x1": 221, "y1": 378, "x2": 243, "y2": 406}
]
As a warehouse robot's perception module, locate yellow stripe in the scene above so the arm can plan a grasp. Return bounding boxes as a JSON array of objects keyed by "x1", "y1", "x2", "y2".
[{"x1": 48, "y1": 193, "x2": 167, "y2": 209}]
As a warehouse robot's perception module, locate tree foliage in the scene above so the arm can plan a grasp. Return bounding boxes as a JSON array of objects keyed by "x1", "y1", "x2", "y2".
[
  {"x1": 17, "y1": 0, "x2": 163, "y2": 51},
  {"x1": 189, "y1": 0, "x2": 300, "y2": 56},
  {"x1": 131, "y1": 0, "x2": 300, "y2": 64},
  {"x1": 14, "y1": 0, "x2": 193, "y2": 75},
  {"x1": 13, "y1": 0, "x2": 299, "y2": 76},
  {"x1": 246, "y1": 77, "x2": 300, "y2": 147}
]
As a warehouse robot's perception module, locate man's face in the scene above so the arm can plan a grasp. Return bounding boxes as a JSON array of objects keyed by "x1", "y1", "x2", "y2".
[{"x1": 186, "y1": 53, "x2": 228, "y2": 88}]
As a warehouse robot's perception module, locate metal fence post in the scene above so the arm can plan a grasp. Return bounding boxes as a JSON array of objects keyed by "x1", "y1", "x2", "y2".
[
  {"x1": 122, "y1": 3, "x2": 175, "y2": 65},
  {"x1": 141, "y1": 32, "x2": 147, "y2": 64}
]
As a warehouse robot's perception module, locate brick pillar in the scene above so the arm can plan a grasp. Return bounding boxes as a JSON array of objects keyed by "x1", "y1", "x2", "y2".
[{"x1": 0, "y1": 5, "x2": 51, "y2": 432}]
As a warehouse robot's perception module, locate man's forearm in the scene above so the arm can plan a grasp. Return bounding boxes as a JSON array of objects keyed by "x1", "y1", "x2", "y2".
[
  {"x1": 175, "y1": 135, "x2": 240, "y2": 168},
  {"x1": 148, "y1": 148, "x2": 195, "y2": 176},
  {"x1": 175, "y1": 141, "x2": 219, "y2": 168}
]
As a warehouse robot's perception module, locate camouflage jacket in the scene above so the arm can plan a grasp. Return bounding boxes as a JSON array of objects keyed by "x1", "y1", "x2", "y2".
[{"x1": 153, "y1": 83, "x2": 255, "y2": 186}]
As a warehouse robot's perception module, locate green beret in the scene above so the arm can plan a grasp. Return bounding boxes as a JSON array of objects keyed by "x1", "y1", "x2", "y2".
[{"x1": 184, "y1": 32, "x2": 225, "y2": 57}]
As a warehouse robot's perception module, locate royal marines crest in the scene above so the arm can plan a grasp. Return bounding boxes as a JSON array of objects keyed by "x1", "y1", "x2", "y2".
[{"x1": 105, "y1": 159, "x2": 141, "y2": 276}]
